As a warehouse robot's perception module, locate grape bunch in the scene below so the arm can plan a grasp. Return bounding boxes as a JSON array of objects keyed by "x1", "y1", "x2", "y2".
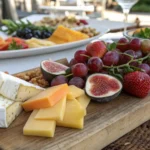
[{"x1": 50, "y1": 38, "x2": 150, "y2": 89}]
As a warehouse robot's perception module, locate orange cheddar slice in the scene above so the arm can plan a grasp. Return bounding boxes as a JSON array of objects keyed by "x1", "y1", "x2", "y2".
[
  {"x1": 48, "y1": 25, "x2": 89, "y2": 44},
  {"x1": 22, "y1": 84, "x2": 68, "y2": 111}
]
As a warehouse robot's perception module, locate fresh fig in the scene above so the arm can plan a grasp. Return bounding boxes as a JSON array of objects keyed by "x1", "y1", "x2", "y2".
[
  {"x1": 85, "y1": 73, "x2": 122, "y2": 102},
  {"x1": 41, "y1": 59, "x2": 69, "y2": 82}
]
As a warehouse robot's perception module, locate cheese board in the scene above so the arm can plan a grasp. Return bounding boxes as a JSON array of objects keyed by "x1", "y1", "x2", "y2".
[{"x1": 0, "y1": 58, "x2": 150, "y2": 150}]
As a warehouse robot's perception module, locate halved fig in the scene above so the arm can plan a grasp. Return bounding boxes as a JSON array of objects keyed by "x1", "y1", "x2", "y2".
[
  {"x1": 85, "y1": 73, "x2": 122, "y2": 102},
  {"x1": 41, "y1": 59, "x2": 69, "y2": 82}
]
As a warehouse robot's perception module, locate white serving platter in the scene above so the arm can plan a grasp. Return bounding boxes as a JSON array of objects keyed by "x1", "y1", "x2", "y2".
[{"x1": 0, "y1": 15, "x2": 109, "y2": 59}]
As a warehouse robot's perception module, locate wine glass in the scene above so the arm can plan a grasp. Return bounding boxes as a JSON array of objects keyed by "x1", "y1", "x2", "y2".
[{"x1": 116, "y1": 0, "x2": 139, "y2": 31}]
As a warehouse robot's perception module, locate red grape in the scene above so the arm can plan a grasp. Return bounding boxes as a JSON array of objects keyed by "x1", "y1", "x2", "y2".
[
  {"x1": 129, "y1": 38, "x2": 141, "y2": 51},
  {"x1": 71, "y1": 63, "x2": 88, "y2": 77},
  {"x1": 141, "y1": 39, "x2": 150, "y2": 54},
  {"x1": 69, "y1": 77, "x2": 85, "y2": 88},
  {"x1": 116, "y1": 38, "x2": 129, "y2": 52},
  {"x1": 86, "y1": 41, "x2": 107, "y2": 58},
  {"x1": 102, "y1": 51, "x2": 119, "y2": 66},
  {"x1": 87, "y1": 57, "x2": 103, "y2": 73},
  {"x1": 69, "y1": 58, "x2": 78, "y2": 66},
  {"x1": 74, "y1": 50, "x2": 89, "y2": 63},
  {"x1": 119, "y1": 50, "x2": 136, "y2": 65},
  {"x1": 51, "y1": 75, "x2": 68, "y2": 86},
  {"x1": 135, "y1": 50, "x2": 143, "y2": 58},
  {"x1": 138, "y1": 63, "x2": 150, "y2": 74},
  {"x1": 129, "y1": 61, "x2": 139, "y2": 67}
]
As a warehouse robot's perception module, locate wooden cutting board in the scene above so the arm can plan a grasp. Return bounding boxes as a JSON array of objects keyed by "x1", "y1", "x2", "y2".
[{"x1": 0, "y1": 59, "x2": 150, "y2": 150}]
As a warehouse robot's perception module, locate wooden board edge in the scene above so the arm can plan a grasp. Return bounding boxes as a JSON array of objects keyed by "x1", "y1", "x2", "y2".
[{"x1": 69, "y1": 101, "x2": 150, "y2": 150}]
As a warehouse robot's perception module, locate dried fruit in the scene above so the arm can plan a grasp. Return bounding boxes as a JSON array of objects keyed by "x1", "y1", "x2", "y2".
[
  {"x1": 123, "y1": 71, "x2": 150, "y2": 98},
  {"x1": 85, "y1": 73, "x2": 122, "y2": 102},
  {"x1": 41, "y1": 60, "x2": 69, "y2": 82}
]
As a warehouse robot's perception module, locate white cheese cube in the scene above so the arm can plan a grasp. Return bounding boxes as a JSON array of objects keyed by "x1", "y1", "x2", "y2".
[
  {"x1": 0, "y1": 72, "x2": 44, "y2": 102},
  {"x1": 0, "y1": 95, "x2": 22, "y2": 128}
]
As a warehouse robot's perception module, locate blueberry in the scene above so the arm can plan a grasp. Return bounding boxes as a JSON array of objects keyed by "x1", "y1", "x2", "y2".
[
  {"x1": 34, "y1": 35, "x2": 40, "y2": 39},
  {"x1": 41, "y1": 31, "x2": 51, "y2": 39},
  {"x1": 23, "y1": 28, "x2": 32, "y2": 34},
  {"x1": 25, "y1": 33, "x2": 33, "y2": 39},
  {"x1": 33, "y1": 30, "x2": 41, "y2": 37},
  {"x1": 16, "y1": 29, "x2": 24, "y2": 37}
]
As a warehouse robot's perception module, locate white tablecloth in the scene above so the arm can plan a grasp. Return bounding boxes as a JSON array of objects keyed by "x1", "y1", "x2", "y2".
[{"x1": 0, "y1": 15, "x2": 133, "y2": 74}]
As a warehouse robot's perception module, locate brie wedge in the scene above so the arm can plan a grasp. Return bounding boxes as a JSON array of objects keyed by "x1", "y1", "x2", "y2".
[
  {"x1": 0, "y1": 72, "x2": 44, "y2": 102},
  {"x1": 0, "y1": 95, "x2": 22, "y2": 128}
]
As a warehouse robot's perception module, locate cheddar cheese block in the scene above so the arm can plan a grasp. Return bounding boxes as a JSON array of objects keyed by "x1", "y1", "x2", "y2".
[
  {"x1": 35, "y1": 96, "x2": 66, "y2": 121},
  {"x1": 0, "y1": 72, "x2": 44, "y2": 102},
  {"x1": 56, "y1": 98, "x2": 85, "y2": 129},
  {"x1": 67, "y1": 85, "x2": 85, "y2": 100},
  {"x1": 23, "y1": 110, "x2": 56, "y2": 137},
  {"x1": 77, "y1": 94, "x2": 91, "y2": 116},
  {"x1": 77, "y1": 94, "x2": 91, "y2": 109},
  {"x1": 48, "y1": 25, "x2": 89, "y2": 44},
  {"x1": 22, "y1": 84, "x2": 68, "y2": 111}
]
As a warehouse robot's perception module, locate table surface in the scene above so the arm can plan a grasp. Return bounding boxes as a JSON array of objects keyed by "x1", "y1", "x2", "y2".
[{"x1": 0, "y1": 15, "x2": 133, "y2": 74}]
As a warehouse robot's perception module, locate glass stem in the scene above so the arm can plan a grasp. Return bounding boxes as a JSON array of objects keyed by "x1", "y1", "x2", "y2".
[{"x1": 124, "y1": 12, "x2": 128, "y2": 32}]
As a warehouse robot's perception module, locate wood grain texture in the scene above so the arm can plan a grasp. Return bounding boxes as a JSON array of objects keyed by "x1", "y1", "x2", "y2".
[{"x1": 0, "y1": 59, "x2": 150, "y2": 150}]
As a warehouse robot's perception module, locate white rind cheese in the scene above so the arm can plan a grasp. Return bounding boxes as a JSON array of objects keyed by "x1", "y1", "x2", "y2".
[
  {"x1": 0, "y1": 95, "x2": 22, "y2": 128},
  {"x1": 0, "y1": 72, "x2": 44, "y2": 102}
]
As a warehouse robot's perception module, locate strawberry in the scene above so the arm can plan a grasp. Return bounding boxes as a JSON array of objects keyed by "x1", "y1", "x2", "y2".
[{"x1": 123, "y1": 71, "x2": 150, "y2": 98}]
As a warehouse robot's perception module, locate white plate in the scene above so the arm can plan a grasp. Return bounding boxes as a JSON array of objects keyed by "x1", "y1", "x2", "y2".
[
  {"x1": 123, "y1": 28, "x2": 147, "y2": 40},
  {"x1": 0, "y1": 15, "x2": 109, "y2": 59}
]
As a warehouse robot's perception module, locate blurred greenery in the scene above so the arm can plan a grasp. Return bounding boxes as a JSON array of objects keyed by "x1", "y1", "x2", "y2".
[{"x1": 131, "y1": 0, "x2": 150, "y2": 12}]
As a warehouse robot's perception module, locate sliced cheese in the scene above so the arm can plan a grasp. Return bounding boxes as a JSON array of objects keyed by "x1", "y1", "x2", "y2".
[
  {"x1": 56, "y1": 99, "x2": 85, "y2": 129},
  {"x1": 67, "y1": 85, "x2": 85, "y2": 100},
  {"x1": 77, "y1": 94, "x2": 91, "y2": 116},
  {"x1": 35, "y1": 96, "x2": 66, "y2": 121},
  {"x1": 0, "y1": 72, "x2": 44, "y2": 102},
  {"x1": 0, "y1": 95, "x2": 22, "y2": 128},
  {"x1": 77, "y1": 94, "x2": 91, "y2": 109},
  {"x1": 22, "y1": 84, "x2": 68, "y2": 111},
  {"x1": 23, "y1": 110, "x2": 56, "y2": 137},
  {"x1": 48, "y1": 25, "x2": 89, "y2": 44},
  {"x1": 57, "y1": 117, "x2": 84, "y2": 129}
]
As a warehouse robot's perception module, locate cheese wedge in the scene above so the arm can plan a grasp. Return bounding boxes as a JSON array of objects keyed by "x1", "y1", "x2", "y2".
[
  {"x1": 35, "y1": 96, "x2": 66, "y2": 121},
  {"x1": 23, "y1": 110, "x2": 56, "y2": 137},
  {"x1": 56, "y1": 99, "x2": 85, "y2": 129},
  {"x1": 0, "y1": 72, "x2": 44, "y2": 102},
  {"x1": 67, "y1": 85, "x2": 85, "y2": 100},
  {"x1": 0, "y1": 95, "x2": 22, "y2": 128},
  {"x1": 48, "y1": 25, "x2": 89, "y2": 44},
  {"x1": 22, "y1": 84, "x2": 68, "y2": 111}
]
